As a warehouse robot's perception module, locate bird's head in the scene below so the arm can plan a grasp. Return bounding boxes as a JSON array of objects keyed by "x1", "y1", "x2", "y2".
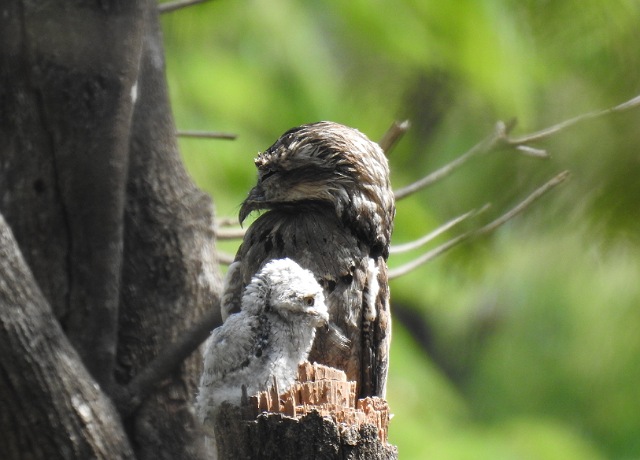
[
  {"x1": 243, "y1": 258, "x2": 328, "y2": 327},
  {"x1": 239, "y1": 122, "x2": 395, "y2": 258}
]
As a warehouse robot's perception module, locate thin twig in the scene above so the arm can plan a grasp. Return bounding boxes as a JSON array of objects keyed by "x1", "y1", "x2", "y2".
[
  {"x1": 216, "y1": 227, "x2": 246, "y2": 240},
  {"x1": 394, "y1": 121, "x2": 510, "y2": 200},
  {"x1": 390, "y1": 204, "x2": 490, "y2": 255},
  {"x1": 378, "y1": 120, "x2": 410, "y2": 154},
  {"x1": 474, "y1": 170, "x2": 570, "y2": 234},
  {"x1": 508, "y1": 94, "x2": 640, "y2": 145},
  {"x1": 389, "y1": 170, "x2": 571, "y2": 279},
  {"x1": 217, "y1": 251, "x2": 236, "y2": 265},
  {"x1": 176, "y1": 130, "x2": 237, "y2": 140},
  {"x1": 116, "y1": 303, "x2": 223, "y2": 416},
  {"x1": 516, "y1": 145, "x2": 549, "y2": 158},
  {"x1": 394, "y1": 93, "x2": 640, "y2": 201},
  {"x1": 159, "y1": 0, "x2": 211, "y2": 13},
  {"x1": 217, "y1": 216, "x2": 240, "y2": 227}
]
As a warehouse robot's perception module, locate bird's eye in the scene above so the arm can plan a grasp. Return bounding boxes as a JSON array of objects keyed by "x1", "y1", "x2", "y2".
[
  {"x1": 303, "y1": 296, "x2": 315, "y2": 307},
  {"x1": 261, "y1": 168, "x2": 277, "y2": 181}
]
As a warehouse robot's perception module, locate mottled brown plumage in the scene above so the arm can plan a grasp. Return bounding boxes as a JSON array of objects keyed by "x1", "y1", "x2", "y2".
[{"x1": 224, "y1": 121, "x2": 395, "y2": 397}]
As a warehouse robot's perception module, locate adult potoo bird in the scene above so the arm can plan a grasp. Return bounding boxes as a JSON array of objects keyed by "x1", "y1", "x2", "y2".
[
  {"x1": 197, "y1": 258, "x2": 328, "y2": 424},
  {"x1": 223, "y1": 121, "x2": 395, "y2": 397}
]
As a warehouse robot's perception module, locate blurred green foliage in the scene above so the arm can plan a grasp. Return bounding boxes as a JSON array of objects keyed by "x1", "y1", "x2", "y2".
[{"x1": 161, "y1": 0, "x2": 640, "y2": 458}]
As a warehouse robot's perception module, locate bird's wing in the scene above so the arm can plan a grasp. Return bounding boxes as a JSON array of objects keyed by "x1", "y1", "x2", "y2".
[{"x1": 200, "y1": 312, "x2": 262, "y2": 384}]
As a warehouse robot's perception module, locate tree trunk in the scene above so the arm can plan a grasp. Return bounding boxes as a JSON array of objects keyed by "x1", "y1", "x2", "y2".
[
  {"x1": 1, "y1": 1, "x2": 220, "y2": 458},
  {"x1": 0, "y1": 214, "x2": 135, "y2": 459},
  {"x1": 116, "y1": 3, "x2": 221, "y2": 458}
]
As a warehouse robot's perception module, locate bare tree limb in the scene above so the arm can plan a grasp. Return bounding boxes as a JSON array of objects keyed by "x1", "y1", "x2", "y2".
[
  {"x1": 508, "y1": 94, "x2": 640, "y2": 145},
  {"x1": 217, "y1": 251, "x2": 236, "y2": 265},
  {"x1": 393, "y1": 121, "x2": 510, "y2": 200},
  {"x1": 177, "y1": 130, "x2": 237, "y2": 140},
  {"x1": 159, "y1": 0, "x2": 212, "y2": 14},
  {"x1": 389, "y1": 170, "x2": 571, "y2": 279},
  {"x1": 218, "y1": 216, "x2": 240, "y2": 227},
  {"x1": 515, "y1": 145, "x2": 549, "y2": 158},
  {"x1": 474, "y1": 171, "x2": 570, "y2": 234},
  {"x1": 378, "y1": 120, "x2": 410, "y2": 154},
  {"x1": 390, "y1": 204, "x2": 490, "y2": 255},
  {"x1": 216, "y1": 227, "x2": 246, "y2": 240},
  {"x1": 394, "y1": 93, "x2": 640, "y2": 200},
  {"x1": 116, "y1": 301, "x2": 223, "y2": 416}
]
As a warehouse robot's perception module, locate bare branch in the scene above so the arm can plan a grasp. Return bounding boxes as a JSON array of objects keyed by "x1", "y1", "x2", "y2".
[
  {"x1": 378, "y1": 120, "x2": 410, "y2": 154},
  {"x1": 393, "y1": 121, "x2": 510, "y2": 200},
  {"x1": 390, "y1": 204, "x2": 490, "y2": 255},
  {"x1": 473, "y1": 170, "x2": 570, "y2": 234},
  {"x1": 516, "y1": 145, "x2": 549, "y2": 158},
  {"x1": 217, "y1": 216, "x2": 240, "y2": 227},
  {"x1": 116, "y1": 302, "x2": 223, "y2": 416},
  {"x1": 176, "y1": 129, "x2": 237, "y2": 140},
  {"x1": 217, "y1": 251, "x2": 236, "y2": 265},
  {"x1": 389, "y1": 170, "x2": 571, "y2": 279},
  {"x1": 216, "y1": 227, "x2": 246, "y2": 240},
  {"x1": 509, "y1": 93, "x2": 640, "y2": 145},
  {"x1": 394, "y1": 93, "x2": 640, "y2": 201},
  {"x1": 159, "y1": 0, "x2": 212, "y2": 14}
]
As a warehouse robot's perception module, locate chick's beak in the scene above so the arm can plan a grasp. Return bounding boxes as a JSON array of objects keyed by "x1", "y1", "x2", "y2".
[
  {"x1": 309, "y1": 309, "x2": 329, "y2": 327},
  {"x1": 238, "y1": 185, "x2": 266, "y2": 225}
]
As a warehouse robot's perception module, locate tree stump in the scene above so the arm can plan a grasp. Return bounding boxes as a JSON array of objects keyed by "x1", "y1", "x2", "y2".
[{"x1": 214, "y1": 363, "x2": 398, "y2": 459}]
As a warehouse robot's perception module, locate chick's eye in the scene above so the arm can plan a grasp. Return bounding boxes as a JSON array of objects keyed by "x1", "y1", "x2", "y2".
[{"x1": 303, "y1": 296, "x2": 315, "y2": 307}]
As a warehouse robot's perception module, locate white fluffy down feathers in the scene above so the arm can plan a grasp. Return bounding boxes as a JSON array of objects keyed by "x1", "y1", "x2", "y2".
[{"x1": 196, "y1": 258, "x2": 328, "y2": 429}]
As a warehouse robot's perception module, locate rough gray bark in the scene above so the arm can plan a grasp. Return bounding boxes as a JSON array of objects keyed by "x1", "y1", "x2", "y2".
[
  {"x1": 5, "y1": 0, "x2": 147, "y2": 390},
  {"x1": 215, "y1": 404, "x2": 398, "y2": 460},
  {"x1": 115, "y1": 4, "x2": 221, "y2": 459},
  {"x1": 0, "y1": 213, "x2": 135, "y2": 459},
  {"x1": 0, "y1": 1, "x2": 221, "y2": 458}
]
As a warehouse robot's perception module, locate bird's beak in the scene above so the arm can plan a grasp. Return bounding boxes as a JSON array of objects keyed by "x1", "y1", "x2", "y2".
[
  {"x1": 238, "y1": 185, "x2": 266, "y2": 225},
  {"x1": 309, "y1": 310, "x2": 329, "y2": 327}
]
